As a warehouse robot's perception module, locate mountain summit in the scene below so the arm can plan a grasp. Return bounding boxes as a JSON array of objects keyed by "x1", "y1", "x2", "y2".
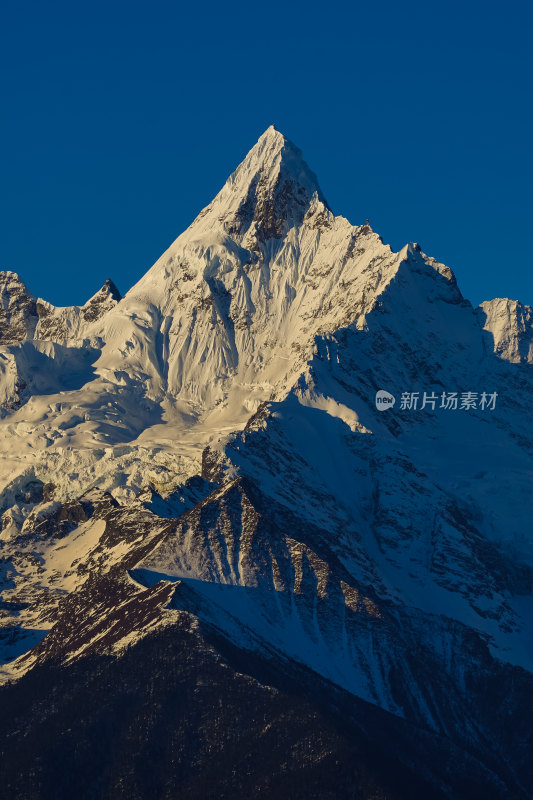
[
  {"x1": 209, "y1": 125, "x2": 329, "y2": 244},
  {"x1": 0, "y1": 130, "x2": 532, "y2": 798}
]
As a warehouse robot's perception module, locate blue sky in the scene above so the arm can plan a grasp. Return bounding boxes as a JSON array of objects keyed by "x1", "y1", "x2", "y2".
[{"x1": 2, "y1": 0, "x2": 532, "y2": 307}]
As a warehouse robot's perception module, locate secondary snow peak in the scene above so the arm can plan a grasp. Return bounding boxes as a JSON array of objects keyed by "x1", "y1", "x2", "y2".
[{"x1": 101, "y1": 278, "x2": 122, "y2": 302}]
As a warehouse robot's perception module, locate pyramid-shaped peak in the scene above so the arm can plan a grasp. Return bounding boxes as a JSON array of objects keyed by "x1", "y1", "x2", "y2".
[
  {"x1": 195, "y1": 126, "x2": 329, "y2": 246},
  {"x1": 81, "y1": 277, "x2": 122, "y2": 323},
  {"x1": 101, "y1": 278, "x2": 122, "y2": 302},
  {"x1": 236, "y1": 125, "x2": 323, "y2": 194},
  {"x1": 84, "y1": 278, "x2": 121, "y2": 306},
  {"x1": 258, "y1": 123, "x2": 285, "y2": 141},
  {"x1": 253, "y1": 124, "x2": 297, "y2": 152}
]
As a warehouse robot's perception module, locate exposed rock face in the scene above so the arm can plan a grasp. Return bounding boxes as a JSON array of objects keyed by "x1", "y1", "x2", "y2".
[
  {"x1": 0, "y1": 272, "x2": 38, "y2": 344},
  {"x1": 0, "y1": 128, "x2": 532, "y2": 797},
  {"x1": 477, "y1": 297, "x2": 533, "y2": 363},
  {"x1": 223, "y1": 126, "x2": 329, "y2": 245},
  {"x1": 82, "y1": 278, "x2": 121, "y2": 322}
]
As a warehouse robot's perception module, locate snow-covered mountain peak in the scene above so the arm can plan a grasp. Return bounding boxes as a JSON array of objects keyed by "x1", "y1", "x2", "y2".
[
  {"x1": 0, "y1": 270, "x2": 29, "y2": 286},
  {"x1": 79, "y1": 277, "x2": 122, "y2": 322},
  {"x1": 396, "y1": 241, "x2": 464, "y2": 301},
  {"x1": 100, "y1": 278, "x2": 121, "y2": 301},
  {"x1": 183, "y1": 125, "x2": 329, "y2": 249},
  {"x1": 229, "y1": 124, "x2": 325, "y2": 201}
]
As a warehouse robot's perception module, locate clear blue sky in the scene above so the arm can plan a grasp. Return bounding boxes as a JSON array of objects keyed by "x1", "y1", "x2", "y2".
[{"x1": 2, "y1": 0, "x2": 532, "y2": 307}]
